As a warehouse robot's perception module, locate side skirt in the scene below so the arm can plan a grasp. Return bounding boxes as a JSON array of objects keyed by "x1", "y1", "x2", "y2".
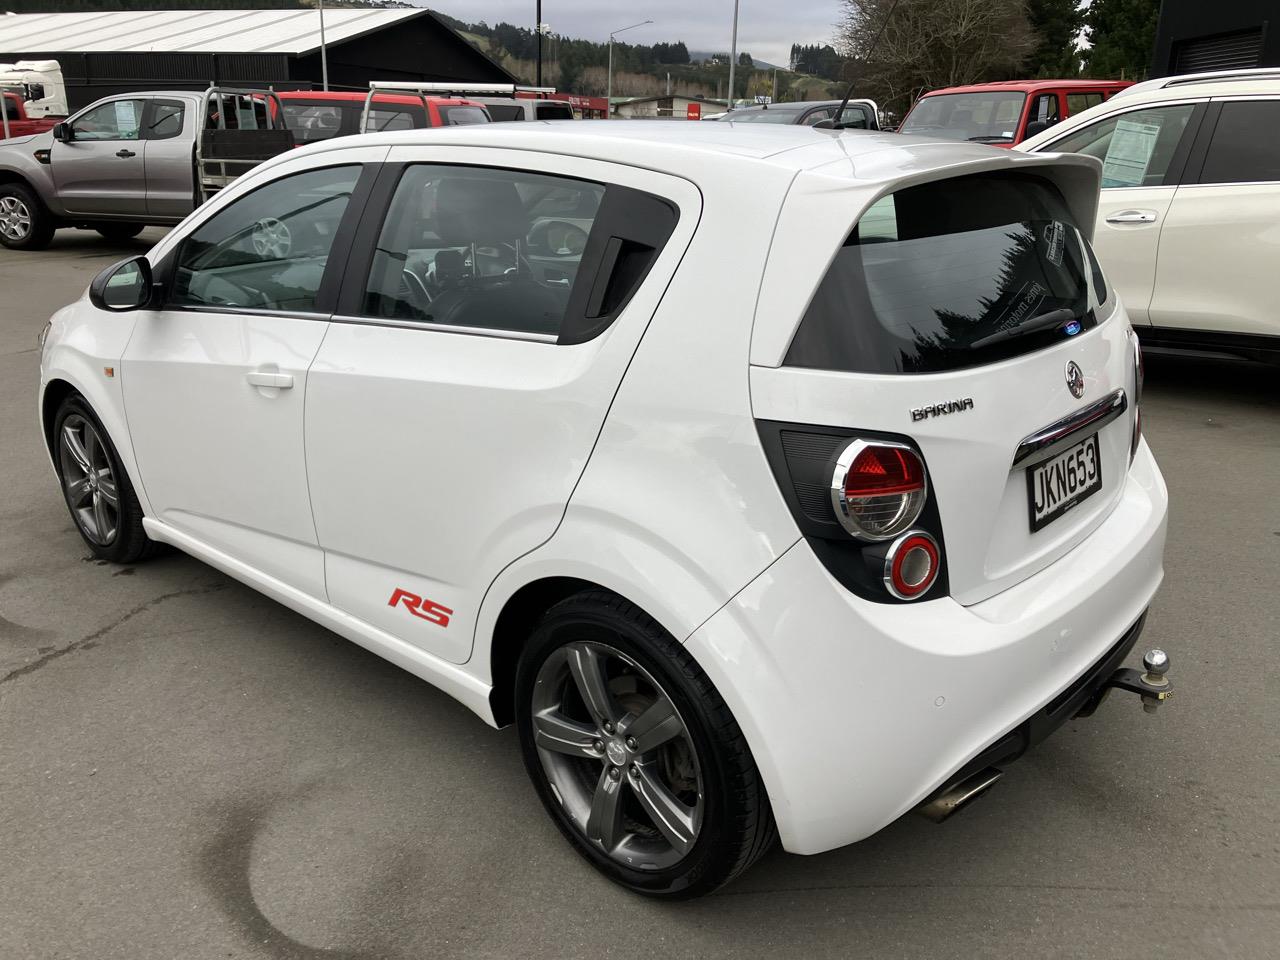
[{"x1": 142, "y1": 518, "x2": 497, "y2": 725}]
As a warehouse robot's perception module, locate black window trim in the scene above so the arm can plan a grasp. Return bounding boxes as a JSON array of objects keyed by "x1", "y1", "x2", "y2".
[
  {"x1": 1185, "y1": 96, "x2": 1280, "y2": 186},
  {"x1": 152, "y1": 160, "x2": 376, "y2": 320}
]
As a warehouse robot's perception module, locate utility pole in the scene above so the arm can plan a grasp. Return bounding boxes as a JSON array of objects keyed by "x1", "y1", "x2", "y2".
[
  {"x1": 536, "y1": 0, "x2": 542, "y2": 87},
  {"x1": 726, "y1": 0, "x2": 739, "y2": 111},
  {"x1": 607, "y1": 19, "x2": 653, "y2": 119},
  {"x1": 318, "y1": 0, "x2": 329, "y2": 91}
]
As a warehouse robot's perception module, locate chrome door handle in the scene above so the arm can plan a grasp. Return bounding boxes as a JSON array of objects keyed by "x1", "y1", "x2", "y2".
[
  {"x1": 1105, "y1": 210, "x2": 1157, "y2": 224},
  {"x1": 245, "y1": 371, "x2": 294, "y2": 389}
]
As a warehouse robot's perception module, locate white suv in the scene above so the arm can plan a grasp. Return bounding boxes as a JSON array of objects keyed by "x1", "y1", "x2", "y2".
[
  {"x1": 38, "y1": 122, "x2": 1169, "y2": 898},
  {"x1": 1019, "y1": 68, "x2": 1280, "y2": 364}
]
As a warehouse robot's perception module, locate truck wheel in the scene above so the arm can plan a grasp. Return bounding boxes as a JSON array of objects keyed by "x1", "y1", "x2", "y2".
[
  {"x1": 0, "y1": 183, "x2": 55, "y2": 250},
  {"x1": 515, "y1": 590, "x2": 777, "y2": 898},
  {"x1": 95, "y1": 223, "x2": 145, "y2": 242}
]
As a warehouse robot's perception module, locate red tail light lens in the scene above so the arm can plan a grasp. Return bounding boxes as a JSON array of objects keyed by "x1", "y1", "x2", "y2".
[
  {"x1": 829, "y1": 440, "x2": 928, "y2": 541},
  {"x1": 884, "y1": 531, "x2": 940, "y2": 600}
]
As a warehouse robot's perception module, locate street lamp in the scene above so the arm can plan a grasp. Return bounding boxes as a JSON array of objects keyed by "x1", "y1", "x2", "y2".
[
  {"x1": 607, "y1": 19, "x2": 653, "y2": 119},
  {"x1": 725, "y1": 0, "x2": 739, "y2": 111}
]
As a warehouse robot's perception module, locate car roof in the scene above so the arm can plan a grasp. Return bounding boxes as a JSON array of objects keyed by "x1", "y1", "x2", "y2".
[{"x1": 921, "y1": 79, "x2": 1133, "y2": 97}]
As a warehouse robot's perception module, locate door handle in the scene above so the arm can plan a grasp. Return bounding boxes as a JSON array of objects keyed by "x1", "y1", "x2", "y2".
[
  {"x1": 245, "y1": 371, "x2": 294, "y2": 389},
  {"x1": 1105, "y1": 209, "x2": 1158, "y2": 224},
  {"x1": 115, "y1": 149, "x2": 137, "y2": 159}
]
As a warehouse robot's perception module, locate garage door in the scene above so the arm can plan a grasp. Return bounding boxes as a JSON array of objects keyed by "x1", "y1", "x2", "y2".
[{"x1": 1172, "y1": 27, "x2": 1264, "y2": 73}]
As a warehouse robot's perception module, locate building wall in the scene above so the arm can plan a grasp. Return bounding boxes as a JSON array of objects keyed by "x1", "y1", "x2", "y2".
[{"x1": 1151, "y1": 0, "x2": 1279, "y2": 77}]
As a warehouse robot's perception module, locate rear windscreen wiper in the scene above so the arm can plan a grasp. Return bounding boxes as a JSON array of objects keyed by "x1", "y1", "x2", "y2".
[{"x1": 970, "y1": 308, "x2": 1079, "y2": 349}]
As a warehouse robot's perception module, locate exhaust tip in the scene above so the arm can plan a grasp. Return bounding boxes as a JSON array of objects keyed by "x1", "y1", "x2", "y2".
[{"x1": 915, "y1": 768, "x2": 1003, "y2": 823}]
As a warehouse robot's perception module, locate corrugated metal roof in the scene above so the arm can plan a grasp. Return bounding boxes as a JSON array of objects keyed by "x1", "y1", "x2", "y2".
[{"x1": 0, "y1": 9, "x2": 425, "y2": 56}]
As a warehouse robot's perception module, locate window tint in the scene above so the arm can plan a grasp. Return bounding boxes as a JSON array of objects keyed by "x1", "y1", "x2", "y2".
[
  {"x1": 438, "y1": 105, "x2": 489, "y2": 125},
  {"x1": 536, "y1": 103, "x2": 574, "y2": 120},
  {"x1": 362, "y1": 165, "x2": 604, "y2": 335},
  {"x1": 785, "y1": 174, "x2": 1108, "y2": 375},
  {"x1": 169, "y1": 165, "x2": 359, "y2": 313},
  {"x1": 72, "y1": 100, "x2": 144, "y2": 141},
  {"x1": 1200, "y1": 100, "x2": 1280, "y2": 184},
  {"x1": 1049, "y1": 105, "x2": 1196, "y2": 187},
  {"x1": 148, "y1": 102, "x2": 184, "y2": 140},
  {"x1": 1067, "y1": 92, "x2": 1104, "y2": 115},
  {"x1": 484, "y1": 102, "x2": 525, "y2": 121}
]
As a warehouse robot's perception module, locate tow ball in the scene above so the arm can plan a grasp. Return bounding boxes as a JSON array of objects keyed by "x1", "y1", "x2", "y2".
[{"x1": 1076, "y1": 649, "x2": 1172, "y2": 719}]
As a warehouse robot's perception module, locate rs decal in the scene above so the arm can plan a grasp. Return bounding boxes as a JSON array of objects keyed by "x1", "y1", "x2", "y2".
[{"x1": 388, "y1": 588, "x2": 453, "y2": 628}]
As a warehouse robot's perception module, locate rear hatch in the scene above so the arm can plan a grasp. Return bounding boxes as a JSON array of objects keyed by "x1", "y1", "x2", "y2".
[{"x1": 750, "y1": 152, "x2": 1138, "y2": 606}]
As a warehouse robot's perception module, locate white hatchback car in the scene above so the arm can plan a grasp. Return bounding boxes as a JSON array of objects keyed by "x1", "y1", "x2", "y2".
[
  {"x1": 38, "y1": 122, "x2": 1171, "y2": 898},
  {"x1": 1019, "y1": 68, "x2": 1280, "y2": 364}
]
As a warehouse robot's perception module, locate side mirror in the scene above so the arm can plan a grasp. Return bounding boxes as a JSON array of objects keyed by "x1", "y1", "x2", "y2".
[
  {"x1": 89, "y1": 256, "x2": 153, "y2": 312},
  {"x1": 52, "y1": 122, "x2": 71, "y2": 142}
]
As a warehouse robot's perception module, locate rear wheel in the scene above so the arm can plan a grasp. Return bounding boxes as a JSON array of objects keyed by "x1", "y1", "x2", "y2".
[
  {"x1": 94, "y1": 223, "x2": 145, "y2": 242},
  {"x1": 515, "y1": 591, "x2": 776, "y2": 898},
  {"x1": 53, "y1": 395, "x2": 155, "y2": 563},
  {"x1": 0, "y1": 183, "x2": 55, "y2": 250}
]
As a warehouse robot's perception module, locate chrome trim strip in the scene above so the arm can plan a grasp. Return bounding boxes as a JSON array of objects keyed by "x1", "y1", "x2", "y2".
[
  {"x1": 1013, "y1": 388, "x2": 1128, "y2": 469},
  {"x1": 329, "y1": 314, "x2": 558, "y2": 343}
]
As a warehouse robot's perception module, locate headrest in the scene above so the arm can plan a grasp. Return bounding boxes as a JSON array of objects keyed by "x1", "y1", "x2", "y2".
[
  {"x1": 433, "y1": 248, "x2": 464, "y2": 277},
  {"x1": 434, "y1": 177, "x2": 531, "y2": 244}
]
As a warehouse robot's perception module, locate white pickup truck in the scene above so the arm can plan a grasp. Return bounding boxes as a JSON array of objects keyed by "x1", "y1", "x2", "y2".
[{"x1": 0, "y1": 87, "x2": 294, "y2": 250}]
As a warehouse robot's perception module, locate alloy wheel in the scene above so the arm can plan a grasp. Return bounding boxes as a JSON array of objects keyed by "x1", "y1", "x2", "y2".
[
  {"x1": 58, "y1": 414, "x2": 120, "y2": 546},
  {"x1": 0, "y1": 196, "x2": 32, "y2": 241},
  {"x1": 531, "y1": 641, "x2": 704, "y2": 871}
]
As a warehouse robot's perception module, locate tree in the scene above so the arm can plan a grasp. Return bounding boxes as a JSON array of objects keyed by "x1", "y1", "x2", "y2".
[
  {"x1": 1025, "y1": 0, "x2": 1084, "y2": 77},
  {"x1": 837, "y1": 0, "x2": 1037, "y2": 117},
  {"x1": 738, "y1": 52, "x2": 754, "y2": 67},
  {"x1": 1083, "y1": 0, "x2": 1159, "y2": 80}
]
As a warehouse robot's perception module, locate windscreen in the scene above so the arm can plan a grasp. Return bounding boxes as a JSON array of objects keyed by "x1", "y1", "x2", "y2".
[
  {"x1": 899, "y1": 92, "x2": 1026, "y2": 143},
  {"x1": 438, "y1": 105, "x2": 490, "y2": 125},
  {"x1": 785, "y1": 173, "x2": 1109, "y2": 375}
]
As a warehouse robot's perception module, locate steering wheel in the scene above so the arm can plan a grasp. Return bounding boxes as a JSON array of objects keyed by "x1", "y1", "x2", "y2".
[{"x1": 251, "y1": 217, "x2": 292, "y2": 259}]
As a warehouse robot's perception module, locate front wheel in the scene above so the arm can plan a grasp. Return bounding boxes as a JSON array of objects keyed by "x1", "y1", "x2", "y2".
[
  {"x1": 0, "y1": 183, "x2": 55, "y2": 250},
  {"x1": 515, "y1": 591, "x2": 776, "y2": 898}
]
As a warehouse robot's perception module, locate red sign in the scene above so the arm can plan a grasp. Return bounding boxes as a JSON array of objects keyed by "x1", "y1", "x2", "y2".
[{"x1": 686, "y1": 102, "x2": 701, "y2": 121}]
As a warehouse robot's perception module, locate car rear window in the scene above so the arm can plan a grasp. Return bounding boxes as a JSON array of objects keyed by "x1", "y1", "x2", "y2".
[
  {"x1": 785, "y1": 173, "x2": 1110, "y2": 374},
  {"x1": 536, "y1": 103, "x2": 574, "y2": 120}
]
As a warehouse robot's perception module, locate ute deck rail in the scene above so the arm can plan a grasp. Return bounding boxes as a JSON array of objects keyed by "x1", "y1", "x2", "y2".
[
  {"x1": 358, "y1": 81, "x2": 559, "y2": 134},
  {"x1": 197, "y1": 85, "x2": 294, "y2": 204}
]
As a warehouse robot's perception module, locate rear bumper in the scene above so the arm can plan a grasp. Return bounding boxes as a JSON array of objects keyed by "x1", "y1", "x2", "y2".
[{"x1": 685, "y1": 439, "x2": 1168, "y2": 855}]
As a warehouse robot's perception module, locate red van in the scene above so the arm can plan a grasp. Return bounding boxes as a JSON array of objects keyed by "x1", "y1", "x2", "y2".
[
  {"x1": 274, "y1": 90, "x2": 490, "y2": 145},
  {"x1": 898, "y1": 79, "x2": 1132, "y2": 146}
]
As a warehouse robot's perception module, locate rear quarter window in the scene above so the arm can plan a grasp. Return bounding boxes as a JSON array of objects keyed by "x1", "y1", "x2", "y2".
[{"x1": 785, "y1": 173, "x2": 1110, "y2": 375}]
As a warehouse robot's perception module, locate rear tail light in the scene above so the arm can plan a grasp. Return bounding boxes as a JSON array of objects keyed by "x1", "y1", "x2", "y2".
[
  {"x1": 829, "y1": 440, "x2": 927, "y2": 541},
  {"x1": 884, "y1": 531, "x2": 941, "y2": 600}
]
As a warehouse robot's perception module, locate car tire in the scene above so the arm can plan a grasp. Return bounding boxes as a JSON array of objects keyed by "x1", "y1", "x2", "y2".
[
  {"x1": 515, "y1": 590, "x2": 777, "y2": 898},
  {"x1": 94, "y1": 223, "x2": 145, "y2": 242},
  {"x1": 0, "y1": 182, "x2": 55, "y2": 250},
  {"x1": 52, "y1": 394, "x2": 157, "y2": 564}
]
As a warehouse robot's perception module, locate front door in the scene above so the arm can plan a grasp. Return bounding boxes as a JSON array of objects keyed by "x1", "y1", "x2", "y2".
[
  {"x1": 1040, "y1": 101, "x2": 1204, "y2": 325},
  {"x1": 122, "y1": 163, "x2": 368, "y2": 598},
  {"x1": 52, "y1": 97, "x2": 150, "y2": 216},
  {"x1": 305, "y1": 149, "x2": 699, "y2": 663}
]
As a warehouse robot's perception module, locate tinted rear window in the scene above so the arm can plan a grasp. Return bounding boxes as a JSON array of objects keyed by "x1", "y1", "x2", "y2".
[
  {"x1": 785, "y1": 173, "x2": 1109, "y2": 374},
  {"x1": 438, "y1": 105, "x2": 490, "y2": 125},
  {"x1": 536, "y1": 103, "x2": 574, "y2": 120},
  {"x1": 485, "y1": 103, "x2": 525, "y2": 121}
]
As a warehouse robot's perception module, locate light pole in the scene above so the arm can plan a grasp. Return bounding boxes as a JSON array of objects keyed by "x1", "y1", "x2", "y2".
[
  {"x1": 318, "y1": 0, "x2": 329, "y2": 91},
  {"x1": 536, "y1": 1, "x2": 542, "y2": 87},
  {"x1": 725, "y1": 0, "x2": 739, "y2": 111},
  {"x1": 607, "y1": 19, "x2": 652, "y2": 119}
]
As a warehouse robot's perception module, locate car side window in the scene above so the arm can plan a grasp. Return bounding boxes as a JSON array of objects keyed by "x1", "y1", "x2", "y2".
[
  {"x1": 1200, "y1": 100, "x2": 1280, "y2": 184},
  {"x1": 367, "y1": 107, "x2": 417, "y2": 132},
  {"x1": 168, "y1": 165, "x2": 361, "y2": 313},
  {"x1": 362, "y1": 165, "x2": 605, "y2": 336},
  {"x1": 1067, "y1": 93, "x2": 1104, "y2": 115},
  {"x1": 836, "y1": 106, "x2": 869, "y2": 128},
  {"x1": 802, "y1": 108, "x2": 833, "y2": 126},
  {"x1": 147, "y1": 102, "x2": 184, "y2": 140},
  {"x1": 1030, "y1": 93, "x2": 1061, "y2": 125},
  {"x1": 1049, "y1": 104, "x2": 1197, "y2": 188},
  {"x1": 71, "y1": 100, "x2": 145, "y2": 141},
  {"x1": 3, "y1": 97, "x2": 18, "y2": 122}
]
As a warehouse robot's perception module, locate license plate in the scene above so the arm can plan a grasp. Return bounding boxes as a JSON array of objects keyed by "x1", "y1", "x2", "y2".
[{"x1": 1026, "y1": 434, "x2": 1102, "y2": 532}]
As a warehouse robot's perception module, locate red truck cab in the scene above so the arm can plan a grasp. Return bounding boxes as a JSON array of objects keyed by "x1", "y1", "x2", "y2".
[
  {"x1": 898, "y1": 79, "x2": 1133, "y2": 146},
  {"x1": 1, "y1": 91, "x2": 60, "y2": 140},
  {"x1": 274, "y1": 90, "x2": 490, "y2": 145}
]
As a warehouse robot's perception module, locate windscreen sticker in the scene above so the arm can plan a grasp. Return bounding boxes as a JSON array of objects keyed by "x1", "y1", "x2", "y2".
[
  {"x1": 1101, "y1": 117, "x2": 1162, "y2": 188},
  {"x1": 1043, "y1": 220, "x2": 1066, "y2": 266}
]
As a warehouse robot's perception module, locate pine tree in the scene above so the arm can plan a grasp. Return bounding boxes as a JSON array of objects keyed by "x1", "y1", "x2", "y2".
[
  {"x1": 1025, "y1": 0, "x2": 1084, "y2": 77},
  {"x1": 1083, "y1": 0, "x2": 1160, "y2": 80}
]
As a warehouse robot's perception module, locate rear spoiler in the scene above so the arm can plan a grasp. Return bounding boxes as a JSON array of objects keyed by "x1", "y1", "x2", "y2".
[{"x1": 358, "y1": 81, "x2": 560, "y2": 134}]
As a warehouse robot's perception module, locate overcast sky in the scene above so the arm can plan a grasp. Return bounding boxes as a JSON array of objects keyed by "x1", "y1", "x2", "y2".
[{"x1": 419, "y1": 1, "x2": 845, "y2": 69}]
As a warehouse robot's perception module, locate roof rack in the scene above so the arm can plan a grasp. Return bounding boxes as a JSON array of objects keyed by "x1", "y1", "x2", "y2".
[
  {"x1": 1112, "y1": 67, "x2": 1280, "y2": 100},
  {"x1": 359, "y1": 82, "x2": 561, "y2": 133}
]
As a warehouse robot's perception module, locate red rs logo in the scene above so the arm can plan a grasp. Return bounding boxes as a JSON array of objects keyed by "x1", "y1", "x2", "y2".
[{"x1": 388, "y1": 588, "x2": 453, "y2": 628}]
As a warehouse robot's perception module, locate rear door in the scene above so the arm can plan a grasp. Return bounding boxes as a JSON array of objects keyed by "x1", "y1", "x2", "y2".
[
  {"x1": 143, "y1": 99, "x2": 193, "y2": 218},
  {"x1": 304, "y1": 148, "x2": 699, "y2": 663},
  {"x1": 749, "y1": 161, "x2": 1137, "y2": 605},
  {"x1": 1148, "y1": 97, "x2": 1280, "y2": 337},
  {"x1": 1036, "y1": 100, "x2": 1205, "y2": 325},
  {"x1": 52, "y1": 97, "x2": 149, "y2": 215}
]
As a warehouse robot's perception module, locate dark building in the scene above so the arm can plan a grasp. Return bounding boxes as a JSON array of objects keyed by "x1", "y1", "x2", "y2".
[
  {"x1": 0, "y1": 8, "x2": 516, "y2": 111},
  {"x1": 1151, "y1": 1, "x2": 1279, "y2": 77}
]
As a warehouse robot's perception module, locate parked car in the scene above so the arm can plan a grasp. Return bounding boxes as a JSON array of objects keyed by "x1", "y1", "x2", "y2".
[
  {"x1": 275, "y1": 90, "x2": 490, "y2": 144},
  {"x1": 1, "y1": 90, "x2": 60, "y2": 140},
  {"x1": 713, "y1": 98, "x2": 880, "y2": 129},
  {"x1": 1020, "y1": 68, "x2": 1280, "y2": 364},
  {"x1": 0, "y1": 88, "x2": 295, "y2": 250},
  {"x1": 900, "y1": 80, "x2": 1132, "y2": 145},
  {"x1": 471, "y1": 96, "x2": 575, "y2": 121},
  {"x1": 39, "y1": 122, "x2": 1169, "y2": 898}
]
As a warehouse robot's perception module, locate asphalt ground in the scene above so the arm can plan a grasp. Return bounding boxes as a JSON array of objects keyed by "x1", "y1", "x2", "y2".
[{"x1": 1, "y1": 229, "x2": 1277, "y2": 959}]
